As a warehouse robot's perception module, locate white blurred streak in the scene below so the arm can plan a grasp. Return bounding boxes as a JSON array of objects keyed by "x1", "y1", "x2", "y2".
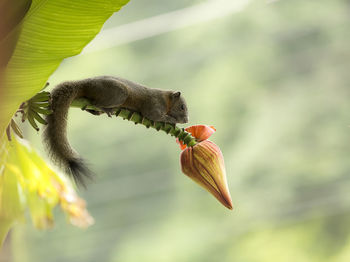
[{"x1": 83, "y1": 0, "x2": 251, "y2": 53}]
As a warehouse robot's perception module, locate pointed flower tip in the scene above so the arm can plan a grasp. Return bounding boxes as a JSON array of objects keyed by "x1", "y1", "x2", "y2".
[
  {"x1": 180, "y1": 139, "x2": 233, "y2": 210},
  {"x1": 213, "y1": 172, "x2": 233, "y2": 210},
  {"x1": 221, "y1": 192, "x2": 233, "y2": 210}
]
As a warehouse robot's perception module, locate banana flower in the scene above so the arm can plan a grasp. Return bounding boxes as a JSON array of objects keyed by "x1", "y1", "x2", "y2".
[{"x1": 178, "y1": 125, "x2": 233, "y2": 210}]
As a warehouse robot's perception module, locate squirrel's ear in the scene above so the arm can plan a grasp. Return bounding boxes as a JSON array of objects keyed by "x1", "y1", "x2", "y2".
[{"x1": 172, "y1": 91, "x2": 181, "y2": 98}]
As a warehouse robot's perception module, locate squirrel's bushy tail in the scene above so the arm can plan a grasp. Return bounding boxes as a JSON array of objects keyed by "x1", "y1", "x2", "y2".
[{"x1": 43, "y1": 82, "x2": 92, "y2": 187}]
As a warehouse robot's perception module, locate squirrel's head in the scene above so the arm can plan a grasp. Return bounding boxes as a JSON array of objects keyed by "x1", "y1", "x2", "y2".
[{"x1": 168, "y1": 91, "x2": 189, "y2": 124}]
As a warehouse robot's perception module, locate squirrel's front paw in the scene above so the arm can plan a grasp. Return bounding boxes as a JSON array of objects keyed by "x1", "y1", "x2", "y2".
[{"x1": 100, "y1": 107, "x2": 115, "y2": 117}]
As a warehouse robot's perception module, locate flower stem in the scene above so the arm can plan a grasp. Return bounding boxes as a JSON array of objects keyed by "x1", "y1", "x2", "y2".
[{"x1": 71, "y1": 98, "x2": 197, "y2": 147}]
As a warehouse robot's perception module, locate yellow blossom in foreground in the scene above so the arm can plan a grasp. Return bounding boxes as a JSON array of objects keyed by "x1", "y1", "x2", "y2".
[{"x1": 0, "y1": 137, "x2": 93, "y2": 244}]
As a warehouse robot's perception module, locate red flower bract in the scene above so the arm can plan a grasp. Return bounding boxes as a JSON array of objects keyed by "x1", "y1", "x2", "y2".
[
  {"x1": 185, "y1": 125, "x2": 216, "y2": 142},
  {"x1": 176, "y1": 125, "x2": 216, "y2": 150},
  {"x1": 180, "y1": 140, "x2": 233, "y2": 210}
]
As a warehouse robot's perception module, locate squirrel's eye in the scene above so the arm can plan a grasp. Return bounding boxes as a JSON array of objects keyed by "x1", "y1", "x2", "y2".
[{"x1": 181, "y1": 104, "x2": 185, "y2": 110}]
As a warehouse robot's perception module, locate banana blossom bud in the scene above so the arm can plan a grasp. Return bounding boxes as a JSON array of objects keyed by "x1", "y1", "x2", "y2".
[{"x1": 179, "y1": 125, "x2": 233, "y2": 210}]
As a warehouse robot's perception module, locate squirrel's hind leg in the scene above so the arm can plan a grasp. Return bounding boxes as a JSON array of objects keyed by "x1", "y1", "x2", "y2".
[
  {"x1": 82, "y1": 104, "x2": 117, "y2": 117},
  {"x1": 81, "y1": 105, "x2": 103, "y2": 116}
]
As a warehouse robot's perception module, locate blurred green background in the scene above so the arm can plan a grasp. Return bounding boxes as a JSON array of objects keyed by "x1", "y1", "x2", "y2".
[{"x1": 6, "y1": 0, "x2": 350, "y2": 261}]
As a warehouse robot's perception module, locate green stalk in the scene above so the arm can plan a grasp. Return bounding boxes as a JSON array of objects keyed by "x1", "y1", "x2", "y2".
[{"x1": 71, "y1": 98, "x2": 197, "y2": 147}]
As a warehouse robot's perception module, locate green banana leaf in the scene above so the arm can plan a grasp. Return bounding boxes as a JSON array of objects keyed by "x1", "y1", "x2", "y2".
[
  {"x1": 1, "y1": 0, "x2": 129, "y2": 133},
  {"x1": 0, "y1": 0, "x2": 129, "y2": 247}
]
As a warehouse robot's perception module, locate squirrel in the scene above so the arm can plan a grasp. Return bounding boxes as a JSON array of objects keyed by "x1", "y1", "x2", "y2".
[{"x1": 43, "y1": 76, "x2": 189, "y2": 186}]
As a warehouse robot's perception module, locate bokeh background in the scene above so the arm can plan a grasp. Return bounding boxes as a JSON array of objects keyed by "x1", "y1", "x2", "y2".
[{"x1": 6, "y1": 0, "x2": 350, "y2": 261}]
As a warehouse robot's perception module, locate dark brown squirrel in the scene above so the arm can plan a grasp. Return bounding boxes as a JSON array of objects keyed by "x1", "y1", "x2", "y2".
[{"x1": 43, "y1": 76, "x2": 189, "y2": 186}]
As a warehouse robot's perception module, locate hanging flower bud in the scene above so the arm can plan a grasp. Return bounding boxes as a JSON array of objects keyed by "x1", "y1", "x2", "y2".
[{"x1": 178, "y1": 125, "x2": 233, "y2": 209}]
